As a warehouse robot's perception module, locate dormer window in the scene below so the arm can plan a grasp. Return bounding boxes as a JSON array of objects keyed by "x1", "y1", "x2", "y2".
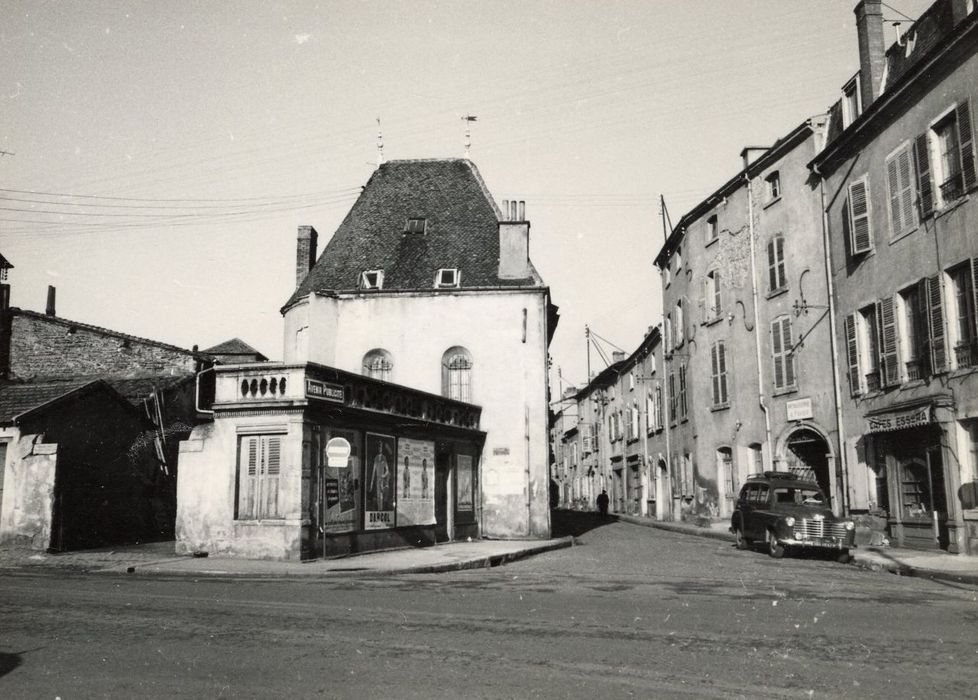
[
  {"x1": 404, "y1": 217, "x2": 427, "y2": 234},
  {"x1": 434, "y1": 268, "x2": 460, "y2": 288},
  {"x1": 766, "y1": 171, "x2": 781, "y2": 202},
  {"x1": 842, "y1": 74, "x2": 861, "y2": 128},
  {"x1": 359, "y1": 270, "x2": 384, "y2": 290}
]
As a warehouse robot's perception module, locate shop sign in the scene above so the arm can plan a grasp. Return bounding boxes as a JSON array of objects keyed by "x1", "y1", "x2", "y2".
[
  {"x1": 306, "y1": 379, "x2": 344, "y2": 403},
  {"x1": 457, "y1": 454, "x2": 474, "y2": 513},
  {"x1": 492, "y1": 447, "x2": 510, "y2": 456},
  {"x1": 786, "y1": 397, "x2": 813, "y2": 422},
  {"x1": 325, "y1": 437, "x2": 351, "y2": 468},
  {"x1": 865, "y1": 405, "x2": 932, "y2": 433},
  {"x1": 322, "y1": 428, "x2": 360, "y2": 534}
]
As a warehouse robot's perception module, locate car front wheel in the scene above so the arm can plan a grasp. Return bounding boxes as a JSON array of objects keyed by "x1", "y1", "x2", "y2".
[
  {"x1": 837, "y1": 549, "x2": 852, "y2": 564},
  {"x1": 767, "y1": 530, "x2": 785, "y2": 559}
]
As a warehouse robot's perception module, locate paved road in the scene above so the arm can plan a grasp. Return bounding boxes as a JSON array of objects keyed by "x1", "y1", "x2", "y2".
[{"x1": 1, "y1": 516, "x2": 976, "y2": 699}]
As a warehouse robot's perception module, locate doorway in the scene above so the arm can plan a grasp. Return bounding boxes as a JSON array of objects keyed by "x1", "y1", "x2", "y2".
[
  {"x1": 434, "y1": 451, "x2": 452, "y2": 542},
  {"x1": 785, "y1": 429, "x2": 831, "y2": 505}
]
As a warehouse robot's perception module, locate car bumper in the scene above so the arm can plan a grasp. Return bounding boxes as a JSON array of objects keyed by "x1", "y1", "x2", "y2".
[{"x1": 778, "y1": 537, "x2": 854, "y2": 550}]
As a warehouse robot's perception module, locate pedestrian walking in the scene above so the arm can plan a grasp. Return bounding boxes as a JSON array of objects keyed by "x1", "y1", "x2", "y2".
[{"x1": 596, "y1": 489, "x2": 609, "y2": 519}]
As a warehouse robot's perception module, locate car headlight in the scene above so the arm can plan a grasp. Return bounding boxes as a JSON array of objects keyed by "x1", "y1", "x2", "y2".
[
  {"x1": 844, "y1": 521, "x2": 855, "y2": 530},
  {"x1": 785, "y1": 516, "x2": 795, "y2": 527}
]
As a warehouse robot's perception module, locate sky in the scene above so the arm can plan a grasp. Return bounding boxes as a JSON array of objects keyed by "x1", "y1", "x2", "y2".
[{"x1": 2, "y1": 0, "x2": 932, "y2": 394}]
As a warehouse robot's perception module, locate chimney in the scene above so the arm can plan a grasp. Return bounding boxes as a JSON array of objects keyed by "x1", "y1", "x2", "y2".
[
  {"x1": 612, "y1": 351, "x2": 626, "y2": 363},
  {"x1": 296, "y1": 225, "x2": 318, "y2": 288},
  {"x1": 950, "y1": 0, "x2": 973, "y2": 25},
  {"x1": 45, "y1": 285, "x2": 56, "y2": 316},
  {"x1": 855, "y1": 0, "x2": 885, "y2": 109},
  {"x1": 498, "y1": 199, "x2": 530, "y2": 279}
]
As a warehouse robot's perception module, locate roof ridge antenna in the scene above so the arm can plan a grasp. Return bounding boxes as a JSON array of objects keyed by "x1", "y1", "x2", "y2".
[
  {"x1": 376, "y1": 117, "x2": 384, "y2": 165},
  {"x1": 461, "y1": 115, "x2": 477, "y2": 157}
]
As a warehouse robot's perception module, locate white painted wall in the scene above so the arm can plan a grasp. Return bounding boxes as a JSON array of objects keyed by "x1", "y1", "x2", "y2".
[
  {"x1": 0, "y1": 429, "x2": 57, "y2": 549},
  {"x1": 283, "y1": 289, "x2": 551, "y2": 538}
]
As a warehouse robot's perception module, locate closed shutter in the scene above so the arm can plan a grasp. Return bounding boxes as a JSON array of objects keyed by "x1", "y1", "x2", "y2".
[
  {"x1": 263, "y1": 436, "x2": 282, "y2": 519},
  {"x1": 848, "y1": 178, "x2": 872, "y2": 254},
  {"x1": 713, "y1": 271, "x2": 722, "y2": 315},
  {"x1": 844, "y1": 313, "x2": 861, "y2": 395},
  {"x1": 925, "y1": 274, "x2": 948, "y2": 374},
  {"x1": 887, "y1": 147, "x2": 917, "y2": 236},
  {"x1": 916, "y1": 279, "x2": 932, "y2": 376},
  {"x1": 972, "y1": 259, "x2": 978, "y2": 349},
  {"x1": 717, "y1": 341, "x2": 728, "y2": 404},
  {"x1": 782, "y1": 318, "x2": 795, "y2": 386},
  {"x1": 239, "y1": 437, "x2": 259, "y2": 519},
  {"x1": 957, "y1": 99, "x2": 976, "y2": 191},
  {"x1": 772, "y1": 320, "x2": 785, "y2": 388},
  {"x1": 914, "y1": 134, "x2": 934, "y2": 218},
  {"x1": 878, "y1": 296, "x2": 900, "y2": 386},
  {"x1": 887, "y1": 156, "x2": 902, "y2": 235},
  {"x1": 711, "y1": 343, "x2": 720, "y2": 405},
  {"x1": 767, "y1": 240, "x2": 777, "y2": 290}
]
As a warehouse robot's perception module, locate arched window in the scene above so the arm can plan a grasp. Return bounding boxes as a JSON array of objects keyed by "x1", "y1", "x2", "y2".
[
  {"x1": 442, "y1": 346, "x2": 473, "y2": 402},
  {"x1": 362, "y1": 348, "x2": 393, "y2": 382}
]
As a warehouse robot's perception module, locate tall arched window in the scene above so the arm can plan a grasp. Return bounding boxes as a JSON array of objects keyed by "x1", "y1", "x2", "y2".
[
  {"x1": 442, "y1": 346, "x2": 473, "y2": 402},
  {"x1": 362, "y1": 348, "x2": 393, "y2": 382}
]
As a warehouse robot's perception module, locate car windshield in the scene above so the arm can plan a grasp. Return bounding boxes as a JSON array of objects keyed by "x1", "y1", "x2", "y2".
[{"x1": 773, "y1": 487, "x2": 825, "y2": 505}]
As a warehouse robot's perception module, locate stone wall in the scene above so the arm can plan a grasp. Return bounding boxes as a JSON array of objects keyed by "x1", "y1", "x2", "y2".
[{"x1": 8, "y1": 310, "x2": 197, "y2": 380}]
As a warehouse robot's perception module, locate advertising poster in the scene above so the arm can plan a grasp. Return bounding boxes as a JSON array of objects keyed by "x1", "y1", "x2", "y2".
[
  {"x1": 395, "y1": 438, "x2": 436, "y2": 526},
  {"x1": 322, "y1": 428, "x2": 361, "y2": 534},
  {"x1": 364, "y1": 433, "x2": 396, "y2": 530},
  {"x1": 456, "y1": 454, "x2": 474, "y2": 512}
]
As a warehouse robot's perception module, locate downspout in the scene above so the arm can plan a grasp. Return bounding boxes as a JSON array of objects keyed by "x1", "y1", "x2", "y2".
[
  {"x1": 659, "y1": 272, "x2": 673, "y2": 519},
  {"x1": 745, "y1": 173, "x2": 773, "y2": 470},
  {"x1": 815, "y1": 165, "x2": 851, "y2": 516},
  {"x1": 195, "y1": 366, "x2": 215, "y2": 415}
]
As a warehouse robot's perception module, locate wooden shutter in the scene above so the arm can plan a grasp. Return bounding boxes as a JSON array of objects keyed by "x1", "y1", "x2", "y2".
[
  {"x1": 957, "y1": 99, "x2": 976, "y2": 192},
  {"x1": 848, "y1": 178, "x2": 872, "y2": 254},
  {"x1": 914, "y1": 134, "x2": 934, "y2": 218},
  {"x1": 239, "y1": 436, "x2": 259, "y2": 519},
  {"x1": 717, "y1": 341, "x2": 728, "y2": 404},
  {"x1": 972, "y1": 259, "x2": 978, "y2": 349},
  {"x1": 781, "y1": 318, "x2": 795, "y2": 386},
  {"x1": 887, "y1": 156, "x2": 903, "y2": 235},
  {"x1": 925, "y1": 274, "x2": 947, "y2": 374},
  {"x1": 767, "y1": 240, "x2": 777, "y2": 290},
  {"x1": 263, "y1": 436, "x2": 282, "y2": 519},
  {"x1": 916, "y1": 279, "x2": 932, "y2": 376},
  {"x1": 711, "y1": 343, "x2": 720, "y2": 405},
  {"x1": 844, "y1": 313, "x2": 861, "y2": 395},
  {"x1": 713, "y1": 271, "x2": 722, "y2": 315},
  {"x1": 897, "y1": 147, "x2": 916, "y2": 231},
  {"x1": 772, "y1": 319, "x2": 785, "y2": 389},
  {"x1": 878, "y1": 296, "x2": 900, "y2": 386}
]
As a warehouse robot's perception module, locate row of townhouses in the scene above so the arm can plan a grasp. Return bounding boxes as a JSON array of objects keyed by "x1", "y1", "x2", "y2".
[{"x1": 551, "y1": 0, "x2": 978, "y2": 555}]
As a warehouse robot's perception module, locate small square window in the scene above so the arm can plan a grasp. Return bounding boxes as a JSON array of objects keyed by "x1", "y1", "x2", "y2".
[
  {"x1": 707, "y1": 215, "x2": 718, "y2": 242},
  {"x1": 766, "y1": 171, "x2": 781, "y2": 201},
  {"x1": 359, "y1": 270, "x2": 384, "y2": 290},
  {"x1": 405, "y1": 217, "x2": 427, "y2": 234},
  {"x1": 434, "y1": 268, "x2": 460, "y2": 288}
]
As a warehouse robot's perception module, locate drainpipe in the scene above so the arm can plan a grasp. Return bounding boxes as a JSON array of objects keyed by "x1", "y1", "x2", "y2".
[
  {"x1": 745, "y1": 173, "x2": 774, "y2": 470},
  {"x1": 814, "y1": 167, "x2": 851, "y2": 516}
]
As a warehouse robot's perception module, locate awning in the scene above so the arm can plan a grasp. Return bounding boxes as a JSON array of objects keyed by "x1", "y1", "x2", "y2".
[{"x1": 865, "y1": 404, "x2": 934, "y2": 433}]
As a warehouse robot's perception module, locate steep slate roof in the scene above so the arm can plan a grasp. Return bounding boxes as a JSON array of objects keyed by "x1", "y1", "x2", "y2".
[{"x1": 284, "y1": 159, "x2": 544, "y2": 309}]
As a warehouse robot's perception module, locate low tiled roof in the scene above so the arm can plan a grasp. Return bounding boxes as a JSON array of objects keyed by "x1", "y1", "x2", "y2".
[
  {"x1": 0, "y1": 380, "x2": 99, "y2": 424},
  {"x1": 283, "y1": 159, "x2": 544, "y2": 309},
  {"x1": 203, "y1": 338, "x2": 265, "y2": 358},
  {"x1": 106, "y1": 374, "x2": 196, "y2": 403}
]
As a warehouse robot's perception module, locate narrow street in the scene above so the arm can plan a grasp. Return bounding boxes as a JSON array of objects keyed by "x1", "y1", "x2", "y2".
[{"x1": 2, "y1": 517, "x2": 975, "y2": 699}]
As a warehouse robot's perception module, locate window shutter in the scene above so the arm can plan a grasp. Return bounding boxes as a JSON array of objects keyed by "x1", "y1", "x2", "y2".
[
  {"x1": 239, "y1": 437, "x2": 259, "y2": 518},
  {"x1": 878, "y1": 296, "x2": 900, "y2": 386},
  {"x1": 972, "y1": 259, "x2": 978, "y2": 350},
  {"x1": 263, "y1": 436, "x2": 282, "y2": 519},
  {"x1": 914, "y1": 133, "x2": 934, "y2": 218},
  {"x1": 772, "y1": 320, "x2": 785, "y2": 388},
  {"x1": 916, "y1": 279, "x2": 932, "y2": 376},
  {"x1": 844, "y1": 313, "x2": 861, "y2": 395},
  {"x1": 718, "y1": 342, "x2": 728, "y2": 404},
  {"x1": 897, "y1": 147, "x2": 916, "y2": 231},
  {"x1": 848, "y1": 178, "x2": 872, "y2": 254},
  {"x1": 713, "y1": 271, "x2": 722, "y2": 315},
  {"x1": 781, "y1": 318, "x2": 795, "y2": 386},
  {"x1": 957, "y1": 99, "x2": 976, "y2": 191},
  {"x1": 767, "y1": 240, "x2": 777, "y2": 290},
  {"x1": 925, "y1": 274, "x2": 948, "y2": 373},
  {"x1": 711, "y1": 343, "x2": 720, "y2": 405},
  {"x1": 887, "y1": 156, "x2": 903, "y2": 235}
]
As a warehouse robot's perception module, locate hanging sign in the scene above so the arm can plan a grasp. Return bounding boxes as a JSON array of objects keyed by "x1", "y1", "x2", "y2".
[
  {"x1": 325, "y1": 437, "x2": 351, "y2": 468},
  {"x1": 306, "y1": 379, "x2": 345, "y2": 403}
]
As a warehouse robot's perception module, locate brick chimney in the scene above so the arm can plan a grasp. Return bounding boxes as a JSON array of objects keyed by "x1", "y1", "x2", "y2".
[
  {"x1": 498, "y1": 199, "x2": 530, "y2": 279},
  {"x1": 296, "y1": 225, "x2": 318, "y2": 288},
  {"x1": 855, "y1": 0, "x2": 885, "y2": 109},
  {"x1": 46, "y1": 285, "x2": 56, "y2": 316}
]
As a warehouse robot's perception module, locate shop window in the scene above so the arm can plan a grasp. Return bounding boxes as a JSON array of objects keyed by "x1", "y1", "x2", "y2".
[
  {"x1": 441, "y1": 346, "x2": 472, "y2": 402},
  {"x1": 899, "y1": 459, "x2": 933, "y2": 521},
  {"x1": 362, "y1": 348, "x2": 394, "y2": 382},
  {"x1": 236, "y1": 435, "x2": 284, "y2": 520}
]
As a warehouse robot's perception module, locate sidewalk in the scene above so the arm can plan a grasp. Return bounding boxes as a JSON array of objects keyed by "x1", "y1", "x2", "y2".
[
  {"x1": 617, "y1": 512, "x2": 978, "y2": 586},
  {"x1": 0, "y1": 537, "x2": 575, "y2": 579}
]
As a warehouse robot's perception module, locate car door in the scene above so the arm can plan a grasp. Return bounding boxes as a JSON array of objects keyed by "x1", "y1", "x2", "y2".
[{"x1": 739, "y1": 484, "x2": 757, "y2": 538}]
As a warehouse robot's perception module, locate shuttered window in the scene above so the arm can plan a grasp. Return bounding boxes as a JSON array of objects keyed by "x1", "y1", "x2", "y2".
[
  {"x1": 885, "y1": 144, "x2": 918, "y2": 238},
  {"x1": 877, "y1": 296, "x2": 901, "y2": 387},
  {"x1": 848, "y1": 176, "x2": 872, "y2": 255},
  {"x1": 678, "y1": 364, "x2": 688, "y2": 421},
  {"x1": 767, "y1": 235, "x2": 786, "y2": 292},
  {"x1": 771, "y1": 316, "x2": 796, "y2": 391},
  {"x1": 668, "y1": 372, "x2": 676, "y2": 424},
  {"x1": 237, "y1": 435, "x2": 284, "y2": 520},
  {"x1": 925, "y1": 274, "x2": 948, "y2": 374},
  {"x1": 844, "y1": 313, "x2": 861, "y2": 396},
  {"x1": 958, "y1": 100, "x2": 977, "y2": 193},
  {"x1": 711, "y1": 341, "x2": 729, "y2": 407},
  {"x1": 914, "y1": 134, "x2": 934, "y2": 218}
]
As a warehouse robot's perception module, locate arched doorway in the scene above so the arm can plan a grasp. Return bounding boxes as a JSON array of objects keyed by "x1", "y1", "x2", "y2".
[{"x1": 783, "y1": 428, "x2": 831, "y2": 503}]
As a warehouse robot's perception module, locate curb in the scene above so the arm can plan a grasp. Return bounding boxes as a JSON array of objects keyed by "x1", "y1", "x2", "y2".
[
  {"x1": 364, "y1": 536, "x2": 576, "y2": 577},
  {"x1": 617, "y1": 514, "x2": 736, "y2": 543}
]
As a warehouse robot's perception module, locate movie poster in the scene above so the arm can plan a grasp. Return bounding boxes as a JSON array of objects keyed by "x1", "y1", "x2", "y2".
[
  {"x1": 396, "y1": 438, "x2": 435, "y2": 526},
  {"x1": 364, "y1": 433, "x2": 396, "y2": 530},
  {"x1": 322, "y1": 428, "x2": 360, "y2": 534},
  {"x1": 456, "y1": 454, "x2": 474, "y2": 512}
]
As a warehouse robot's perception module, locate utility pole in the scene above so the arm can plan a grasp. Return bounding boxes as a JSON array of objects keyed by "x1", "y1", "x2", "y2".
[
  {"x1": 658, "y1": 194, "x2": 674, "y2": 521},
  {"x1": 585, "y1": 324, "x2": 591, "y2": 382}
]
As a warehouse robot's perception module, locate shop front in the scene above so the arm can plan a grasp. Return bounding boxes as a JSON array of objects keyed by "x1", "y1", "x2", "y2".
[
  {"x1": 176, "y1": 363, "x2": 484, "y2": 561},
  {"x1": 865, "y1": 397, "x2": 957, "y2": 552}
]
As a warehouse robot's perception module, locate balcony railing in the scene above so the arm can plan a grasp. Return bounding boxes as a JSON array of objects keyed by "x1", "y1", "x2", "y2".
[
  {"x1": 905, "y1": 359, "x2": 924, "y2": 381},
  {"x1": 940, "y1": 171, "x2": 965, "y2": 203},
  {"x1": 865, "y1": 371, "x2": 881, "y2": 392},
  {"x1": 954, "y1": 341, "x2": 978, "y2": 369}
]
